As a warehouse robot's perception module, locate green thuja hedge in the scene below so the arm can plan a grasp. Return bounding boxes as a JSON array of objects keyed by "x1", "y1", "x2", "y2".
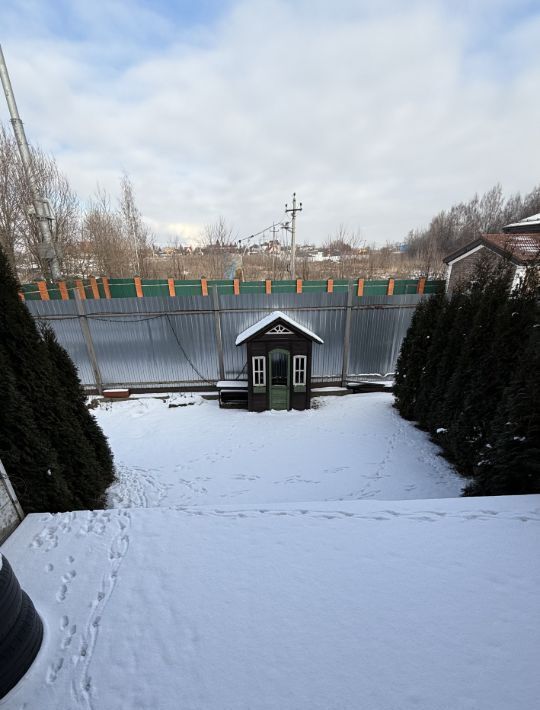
[
  {"x1": 394, "y1": 258, "x2": 539, "y2": 496},
  {"x1": 0, "y1": 246, "x2": 115, "y2": 513}
]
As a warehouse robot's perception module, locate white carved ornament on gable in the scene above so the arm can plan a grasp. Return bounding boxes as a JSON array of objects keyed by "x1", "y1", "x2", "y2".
[{"x1": 266, "y1": 324, "x2": 293, "y2": 335}]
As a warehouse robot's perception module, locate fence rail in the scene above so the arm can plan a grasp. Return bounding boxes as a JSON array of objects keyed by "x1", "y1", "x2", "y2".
[
  {"x1": 25, "y1": 287, "x2": 433, "y2": 391},
  {"x1": 20, "y1": 276, "x2": 442, "y2": 300}
]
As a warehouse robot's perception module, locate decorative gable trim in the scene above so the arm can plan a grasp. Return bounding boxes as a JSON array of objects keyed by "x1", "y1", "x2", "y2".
[{"x1": 266, "y1": 324, "x2": 293, "y2": 335}]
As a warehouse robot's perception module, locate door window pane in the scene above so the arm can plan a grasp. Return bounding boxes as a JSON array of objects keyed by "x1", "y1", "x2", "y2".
[
  {"x1": 293, "y1": 355, "x2": 306, "y2": 386},
  {"x1": 271, "y1": 351, "x2": 288, "y2": 386}
]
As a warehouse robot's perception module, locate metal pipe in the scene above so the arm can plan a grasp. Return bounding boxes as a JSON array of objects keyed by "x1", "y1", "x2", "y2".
[
  {"x1": 75, "y1": 291, "x2": 104, "y2": 394},
  {"x1": 0, "y1": 44, "x2": 61, "y2": 280},
  {"x1": 212, "y1": 286, "x2": 225, "y2": 380},
  {"x1": 341, "y1": 282, "x2": 353, "y2": 386}
]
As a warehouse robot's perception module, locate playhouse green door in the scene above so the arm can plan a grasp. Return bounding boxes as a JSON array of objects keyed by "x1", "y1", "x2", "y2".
[{"x1": 269, "y1": 349, "x2": 290, "y2": 410}]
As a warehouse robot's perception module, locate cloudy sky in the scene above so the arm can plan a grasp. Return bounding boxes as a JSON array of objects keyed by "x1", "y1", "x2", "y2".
[{"x1": 2, "y1": 0, "x2": 539, "y2": 245}]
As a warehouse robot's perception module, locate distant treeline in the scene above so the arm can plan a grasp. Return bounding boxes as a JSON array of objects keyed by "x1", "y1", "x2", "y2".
[
  {"x1": 394, "y1": 259, "x2": 539, "y2": 496},
  {"x1": 405, "y1": 184, "x2": 540, "y2": 275}
]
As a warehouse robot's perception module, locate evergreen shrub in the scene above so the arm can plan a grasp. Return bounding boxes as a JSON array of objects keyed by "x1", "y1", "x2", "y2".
[
  {"x1": 0, "y1": 247, "x2": 115, "y2": 512},
  {"x1": 394, "y1": 258, "x2": 539, "y2": 495}
]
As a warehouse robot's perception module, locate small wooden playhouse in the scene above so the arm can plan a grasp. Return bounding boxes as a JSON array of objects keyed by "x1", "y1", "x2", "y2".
[{"x1": 235, "y1": 311, "x2": 323, "y2": 412}]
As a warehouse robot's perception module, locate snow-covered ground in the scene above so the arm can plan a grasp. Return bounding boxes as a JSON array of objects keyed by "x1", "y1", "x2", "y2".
[
  {"x1": 2, "y1": 496, "x2": 539, "y2": 710},
  {"x1": 95, "y1": 392, "x2": 464, "y2": 507}
]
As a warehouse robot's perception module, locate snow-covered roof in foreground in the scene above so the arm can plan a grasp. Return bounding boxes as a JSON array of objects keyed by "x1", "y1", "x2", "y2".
[
  {"x1": 235, "y1": 310, "x2": 324, "y2": 345},
  {"x1": 2, "y1": 495, "x2": 539, "y2": 709}
]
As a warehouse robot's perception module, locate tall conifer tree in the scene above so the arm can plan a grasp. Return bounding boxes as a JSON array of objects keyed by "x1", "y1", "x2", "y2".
[
  {"x1": 0, "y1": 246, "x2": 115, "y2": 512},
  {"x1": 465, "y1": 317, "x2": 540, "y2": 495},
  {"x1": 394, "y1": 293, "x2": 444, "y2": 420}
]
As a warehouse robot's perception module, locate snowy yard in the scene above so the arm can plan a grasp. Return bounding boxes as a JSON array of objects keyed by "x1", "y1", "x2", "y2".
[
  {"x1": 3, "y1": 392, "x2": 538, "y2": 710},
  {"x1": 96, "y1": 392, "x2": 464, "y2": 507},
  {"x1": 2, "y1": 496, "x2": 539, "y2": 710}
]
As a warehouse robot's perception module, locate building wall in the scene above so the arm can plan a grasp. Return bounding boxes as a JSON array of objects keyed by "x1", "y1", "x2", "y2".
[
  {"x1": 0, "y1": 461, "x2": 23, "y2": 543},
  {"x1": 446, "y1": 247, "x2": 516, "y2": 292}
]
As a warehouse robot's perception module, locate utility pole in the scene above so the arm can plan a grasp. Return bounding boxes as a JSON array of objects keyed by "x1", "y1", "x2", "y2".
[
  {"x1": 285, "y1": 192, "x2": 302, "y2": 278},
  {"x1": 271, "y1": 222, "x2": 279, "y2": 279},
  {"x1": 0, "y1": 44, "x2": 62, "y2": 280}
]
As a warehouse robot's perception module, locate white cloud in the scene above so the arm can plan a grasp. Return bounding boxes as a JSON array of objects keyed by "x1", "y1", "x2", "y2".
[{"x1": 1, "y1": 0, "x2": 539, "y2": 245}]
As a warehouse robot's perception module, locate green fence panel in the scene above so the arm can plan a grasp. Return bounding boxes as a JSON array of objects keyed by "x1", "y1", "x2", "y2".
[
  {"x1": 333, "y1": 279, "x2": 350, "y2": 292},
  {"x1": 393, "y1": 279, "x2": 417, "y2": 295},
  {"x1": 108, "y1": 278, "x2": 137, "y2": 298},
  {"x1": 141, "y1": 279, "x2": 170, "y2": 297},
  {"x1": 271, "y1": 280, "x2": 298, "y2": 293},
  {"x1": 172, "y1": 279, "x2": 204, "y2": 295},
  {"x1": 21, "y1": 283, "x2": 41, "y2": 300},
  {"x1": 96, "y1": 279, "x2": 108, "y2": 299},
  {"x1": 47, "y1": 281, "x2": 63, "y2": 300},
  {"x1": 302, "y1": 280, "x2": 327, "y2": 292},
  {"x1": 240, "y1": 281, "x2": 266, "y2": 293},
  {"x1": 363, "y1": 280, "x2": 389, "y2": 295},
  {"x1": 207, "y1": 279, "x2": 234, "y2": 295},
  {"x1": 424, "y1": 280, "x2": 444, "y2": 294}
]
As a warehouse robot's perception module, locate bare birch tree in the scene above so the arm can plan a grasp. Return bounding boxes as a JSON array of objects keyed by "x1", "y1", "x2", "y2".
[
  {"x1": 119, "y1": 173, "x2": 151, "y2": 276},
  {"x1": 0, "y1": 125, "x2": 24, "y2": 269}
]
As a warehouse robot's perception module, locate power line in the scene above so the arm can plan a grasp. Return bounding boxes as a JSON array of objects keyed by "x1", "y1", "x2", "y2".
[{"x1": 237, "y1": 218, "x2": 287, "y2": 245}]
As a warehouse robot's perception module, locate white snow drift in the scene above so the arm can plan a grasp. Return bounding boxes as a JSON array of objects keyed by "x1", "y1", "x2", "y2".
[{"x1": 2, "y1": 496, "x2": 539, "y2": 710}]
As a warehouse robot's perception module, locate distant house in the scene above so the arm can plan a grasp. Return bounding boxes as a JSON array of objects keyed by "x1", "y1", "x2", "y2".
[{"x1": 443, "y1": 214, "x2": 540, "y2": 292}]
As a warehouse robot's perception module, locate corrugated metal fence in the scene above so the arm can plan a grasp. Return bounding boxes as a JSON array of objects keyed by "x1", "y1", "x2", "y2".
[{"x1": 26, "y1": 290, "x2": 425, "y2": 390}]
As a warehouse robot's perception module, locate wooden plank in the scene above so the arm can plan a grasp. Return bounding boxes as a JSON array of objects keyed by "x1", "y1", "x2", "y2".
[
  {"x1": 265, "y1": 279, "x2": 272, "y2": 294},
  {"x1": 58, "y1": 281, "x2": 69, "y2": 300},
  {"x1": 417, "y1": 276, "x2": 426, "y2": 294},
  {"x1": 296, "y1": 278, "x2": 302, "y2": 294},
  {"x1": 201, "y1": 278, "x2": 208, "y2": 296},
  {"x1": 233, "y1": 278, "x2": 240, "y2": 295},
  {"x1": 168, "y1": 278, "x2": 176, "y2": 297},
  {"x1": 102, "y1": 276, "x2": 112, "y2": 299},
  {"x1": 357, "y1": 278, "x2": 364, "y2": 297},
  {"x1": 37, "y1": 280, "x2": 50, "y2": 301},
  {"x1": 134, "y1": 276, "x2": 143, "y2": 298},
  {"x1": 327, "y1": 278, "x2": 334, "y2": 293},
  {"x1": 90, "y1": 276, "x2": 100, "y2": 299},
  {"x1": 75, "y1": 279, "x2": 86, "y2": 299},
  {"x1": 387, "y1": 278, "x2": 395, "y2": 295}
]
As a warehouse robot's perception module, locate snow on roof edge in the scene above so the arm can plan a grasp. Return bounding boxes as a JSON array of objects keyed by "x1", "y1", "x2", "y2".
[
  {"x1": 235, "y1": 311, "x2": 324, "y2": 345},
  {"x1": 504, "y1": 212, "x2": 540, "y2": 228}
]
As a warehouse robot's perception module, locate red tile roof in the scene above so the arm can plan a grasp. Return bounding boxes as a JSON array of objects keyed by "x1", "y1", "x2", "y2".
[{"x1": 482, "y1": 233, "x2": 540, "y2": 263}]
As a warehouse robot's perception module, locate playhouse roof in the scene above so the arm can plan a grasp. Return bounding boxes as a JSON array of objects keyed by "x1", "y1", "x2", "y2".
[{"x1": 235, "y1": 311, "x2": 324, "y2": 345}]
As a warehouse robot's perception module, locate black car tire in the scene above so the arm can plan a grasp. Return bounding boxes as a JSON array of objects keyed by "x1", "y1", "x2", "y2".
[
  {"x1": 0, "y1": 591, "x2": 44, "y2": 699},
  {"x1": 0, "y1": 556, "x2": 23, "y2": 643}
]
